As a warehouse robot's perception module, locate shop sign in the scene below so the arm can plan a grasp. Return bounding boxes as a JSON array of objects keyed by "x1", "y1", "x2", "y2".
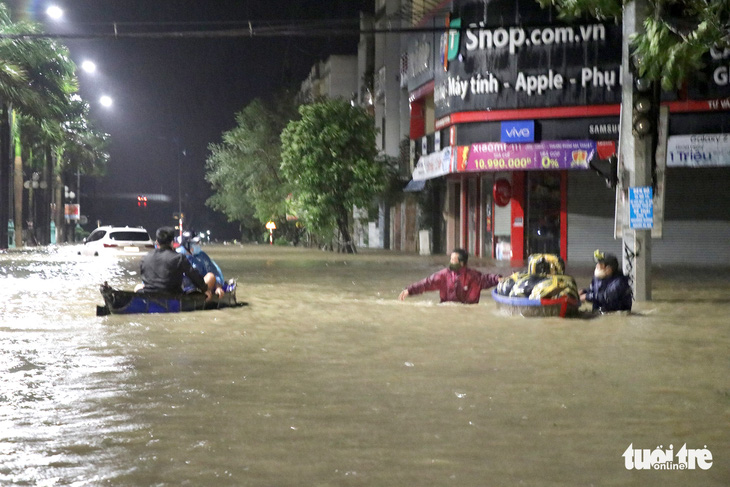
[
  {"x1": 629, "y1": 187, "x2": 653, "y2": 230},
  {"x1": 501, "y1": 120, "x2": 534, "y2": 142},
  {"x1": 64, "y1": 204, "x2": 80, "y2": 221},
  {"x1": 407, "y1": 29, "x2": 439, "y2": 91},
  {"x1": 589, "y1": 123, "x2": 619, "y2": 136},
  {"x1": 493, "y1": 179, "x2": 512, "y2": 207},
  {"x1": 408, "y1": 39, "x2": 431, "y2": 80},
  {"x1": 456, "y1": 140, "x2": 607, "y2": 172},
  {"x1": 446, "y1": 18, "x2": 461, "y2": 62},
  {"x1": 412, "y1": 147, "x2": 454, "y2": 181},
  {"x1": 666, "y1": 133, "x2": 730, "y2": 167},
  {"x1": 434, "y1": 5, "x2": 622, "y2": 117},
  {"x1": 685, "y1": 45, "x2": 730, "y2": 99}
]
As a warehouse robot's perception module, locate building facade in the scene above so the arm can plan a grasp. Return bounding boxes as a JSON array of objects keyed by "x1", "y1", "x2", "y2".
[
  {"x1": 298, "y1": 55, "x2": 359, "y2": 103},
  {"x1": 405, "y1": 0, "x2": 730, "y2": 266}
]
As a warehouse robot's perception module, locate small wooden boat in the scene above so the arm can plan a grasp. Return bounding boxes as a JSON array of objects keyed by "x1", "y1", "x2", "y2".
[
  {"x1": 97, "y1": 281, "x2": 241, "y2": 316},
  {"x1": 492, "y1": 289, "x2": 580, "y2": 318}
]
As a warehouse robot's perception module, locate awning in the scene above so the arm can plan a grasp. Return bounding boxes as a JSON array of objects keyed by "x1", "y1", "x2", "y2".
[{"x1": 403, "y1": 179, "x2": 426, "y2": 192}]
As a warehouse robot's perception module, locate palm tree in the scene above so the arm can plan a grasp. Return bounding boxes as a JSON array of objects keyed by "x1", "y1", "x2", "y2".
[
  {"x1": 0, "y1": 3, "x2": 77, "y2": 247},
  {"x1": 53, "y1": 96, "x2": 109, "y2": 243}
]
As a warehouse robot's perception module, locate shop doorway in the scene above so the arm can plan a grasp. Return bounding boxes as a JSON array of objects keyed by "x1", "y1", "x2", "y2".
[{"x1": 525, "y1": 171, "x2": 562, "y2": 256}]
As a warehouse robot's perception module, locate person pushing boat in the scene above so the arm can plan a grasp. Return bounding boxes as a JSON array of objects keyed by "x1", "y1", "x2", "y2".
[
  {"x1": 398, "y1": 248, "x2": 501, "y2": 304},
  {"x1": 579, "y1": 250, "x2": 632, "y2": 313}
]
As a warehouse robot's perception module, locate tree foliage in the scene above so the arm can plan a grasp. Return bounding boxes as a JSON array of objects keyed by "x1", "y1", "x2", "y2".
[
  {"x1": 280, "y1": 99, "x2": 384, "y2": 253},
  {"x1": 205, "y1": 95, "x2": 297, "y2": 234},
  {"x1": 537, "y1": 0, "x2": 730, "y2": 90},
  {"x1": 0, "y1": 3, "x2": 76, "y2": 121},
  {"x1": 0, "y1": 3, "x2": 108, "y2": 246},
  {"x1": 58, "y1": 97, "x2": 110, "y2": 176}
]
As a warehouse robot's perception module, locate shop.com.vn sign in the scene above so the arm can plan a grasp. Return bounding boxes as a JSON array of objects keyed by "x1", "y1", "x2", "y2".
[{"x1": 623, "y1": 443, "x2": 713, "y2": 470}]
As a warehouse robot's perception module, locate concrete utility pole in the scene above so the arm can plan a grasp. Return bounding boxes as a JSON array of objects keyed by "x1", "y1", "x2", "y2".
[{"x1": 619, "y1": 0, "x2": 653, "y2": 301}]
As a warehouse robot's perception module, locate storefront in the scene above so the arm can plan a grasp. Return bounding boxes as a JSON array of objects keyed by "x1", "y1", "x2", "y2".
[
  {"x1": 442, "y1": 138, "x2": 616, "y2": 264},
  {"x1": 407, "y1": 0, "x2": 730, "y2": 265}
]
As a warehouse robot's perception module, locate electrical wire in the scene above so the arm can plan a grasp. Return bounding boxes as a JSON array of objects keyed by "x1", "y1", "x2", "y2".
[{"x1": 0, "y1": 8, "x2": 454, "y2": 40}]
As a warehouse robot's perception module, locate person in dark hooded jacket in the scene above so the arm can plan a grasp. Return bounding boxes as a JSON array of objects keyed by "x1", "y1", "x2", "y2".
[{"x1": 580, "y1": 250, "x2": 632, "y2": 312}]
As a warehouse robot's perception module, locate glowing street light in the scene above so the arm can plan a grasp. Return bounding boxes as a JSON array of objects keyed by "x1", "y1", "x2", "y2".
[
  {"x1": 99, "y1": 95, "x2": 113, "y2": 107},
  {"x1": 81, "y1": 60, "x2": 97, "y2": 74},
  {"x1": 265, "y1": 221, "x2": 276, "y2": 245},
  {"x1": 46, "y1": 5, "x2": 63, "y2": 20}
]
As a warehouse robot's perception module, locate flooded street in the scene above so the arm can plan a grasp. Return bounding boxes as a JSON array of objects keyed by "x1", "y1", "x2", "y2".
[{"x1": 1, "y1": 245, "x2": 728, "y2": 486}]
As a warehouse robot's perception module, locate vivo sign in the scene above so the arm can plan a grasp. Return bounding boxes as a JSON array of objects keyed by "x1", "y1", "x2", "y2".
[{"x1": 501, "y1": 120, "x2": 535, "y2": 142}]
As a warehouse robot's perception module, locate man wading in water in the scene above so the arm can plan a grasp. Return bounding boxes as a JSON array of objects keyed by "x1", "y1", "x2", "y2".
[{"x1": 398, "y1": 248, "x2": 501, "y2": 304}]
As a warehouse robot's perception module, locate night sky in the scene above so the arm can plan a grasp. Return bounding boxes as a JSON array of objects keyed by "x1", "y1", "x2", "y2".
[{"x1": 15, "y1": 0, "x2": 373, "y2": 239}]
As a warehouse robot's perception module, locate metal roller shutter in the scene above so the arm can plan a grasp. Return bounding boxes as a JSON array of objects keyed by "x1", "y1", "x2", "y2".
[
  {"x1": 567, "y1": 171, "x2": 619, "y2": 264},
  {"x1": 568, "y1": 167, "x2": 730, "y2": 266}
]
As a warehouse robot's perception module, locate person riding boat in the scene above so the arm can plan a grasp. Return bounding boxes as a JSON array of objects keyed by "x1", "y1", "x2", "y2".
[
  {"x1": 177, "y1": 231, "x2": 226, "y2": 298},
  {"x1": 137, "y1": 226, "x2": 210, "y2": 299}
]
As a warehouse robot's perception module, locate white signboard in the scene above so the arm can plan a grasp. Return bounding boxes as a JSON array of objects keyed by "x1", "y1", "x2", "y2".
[
  {"x1": 412, "y1": 147, "x2": 454, "y2": 181},
  {"x1": 667, "y1": 134, "x2": 730, "y2": 167}
]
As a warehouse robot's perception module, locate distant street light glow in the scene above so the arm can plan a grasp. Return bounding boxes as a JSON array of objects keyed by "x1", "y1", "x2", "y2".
[
  {"x1": 81, "y1": 60, "x2": 97, "y2": 73},
  {"x1": 46, "y1": 5, "x2": 64, "y2": 20},
  {"x1": 99, "y1": 95, "x2": 113, "y2": 107}
]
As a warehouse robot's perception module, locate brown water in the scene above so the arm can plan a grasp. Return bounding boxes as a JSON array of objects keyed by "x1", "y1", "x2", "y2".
[{"x1": 1, "y1": 245, "x2": 728, "y2": 486}]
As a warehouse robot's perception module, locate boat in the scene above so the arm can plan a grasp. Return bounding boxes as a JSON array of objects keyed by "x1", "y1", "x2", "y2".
[
  {"x1": 491, "y1": 289, "x2": 579, "y2": 318},
  {"x1": 97, "y1": 280, "x2": 241, "y2": 316},
  {"x1": 492, "y1": 254, "x2": 581, "y2": 318}
]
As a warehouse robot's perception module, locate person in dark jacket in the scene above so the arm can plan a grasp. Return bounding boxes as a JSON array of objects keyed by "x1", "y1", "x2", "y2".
[
  {"x1": 579, "y1": 250, "x2": 632, "y2": 312},
  {"x1": 136, "y1": 227, "x2": 210, "y2": 299},
  {"x1": 398, "y1": 248, "x2": 501, "y2": 304}
]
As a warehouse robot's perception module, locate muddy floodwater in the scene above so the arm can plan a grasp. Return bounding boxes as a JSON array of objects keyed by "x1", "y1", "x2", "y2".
[{"x1": 1, "y1": 245, "x2": 728, "y2": 486}]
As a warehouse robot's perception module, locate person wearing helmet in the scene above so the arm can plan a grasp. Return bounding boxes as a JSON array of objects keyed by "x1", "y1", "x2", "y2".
[
  {"x1": 177, "y1": 231, "x2": 226, "y2": 298},
  {"x1": 579, "y1": 250, "x2": 632, "y2": 312},
  {"x1": 398, "y1": 248, "x2": 502, "y2": 304}
]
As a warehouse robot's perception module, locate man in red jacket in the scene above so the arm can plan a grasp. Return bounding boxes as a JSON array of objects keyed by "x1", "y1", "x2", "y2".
[{"x1": 398, "y1": 248, "x2": 501, "y2": 304}]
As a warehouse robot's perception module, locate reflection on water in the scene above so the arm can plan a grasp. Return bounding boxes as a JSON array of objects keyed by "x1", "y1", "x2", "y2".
[{"x1": 1, "y1": 245, "x2": 729, "y2": 486}]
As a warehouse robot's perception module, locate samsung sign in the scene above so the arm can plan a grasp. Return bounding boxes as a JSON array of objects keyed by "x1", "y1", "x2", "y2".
[{"x1": 501, "y1": 120, "x2": 534, "y2": 142}]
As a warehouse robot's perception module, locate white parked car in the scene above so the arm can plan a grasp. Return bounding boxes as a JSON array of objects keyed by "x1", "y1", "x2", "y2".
[{"x1": 78, "y1": 226, "x2": 154, "y2": 256}]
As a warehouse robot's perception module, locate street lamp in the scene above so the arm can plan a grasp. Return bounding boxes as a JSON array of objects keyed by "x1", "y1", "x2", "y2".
[
  {"x1": 99, "y1": 95, "x2": 113, "y2": 107},
  {"x1": 81, "y1": 60, "x2": 97, "y2": 74},
  {"x1": 46, "y1": 5, "x2": 63, "y2": 20}
]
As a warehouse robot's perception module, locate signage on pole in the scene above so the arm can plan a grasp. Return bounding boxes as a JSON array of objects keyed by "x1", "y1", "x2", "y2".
[{"x1": 629, "y1": 186, "x2": 653, "y2": 229}]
